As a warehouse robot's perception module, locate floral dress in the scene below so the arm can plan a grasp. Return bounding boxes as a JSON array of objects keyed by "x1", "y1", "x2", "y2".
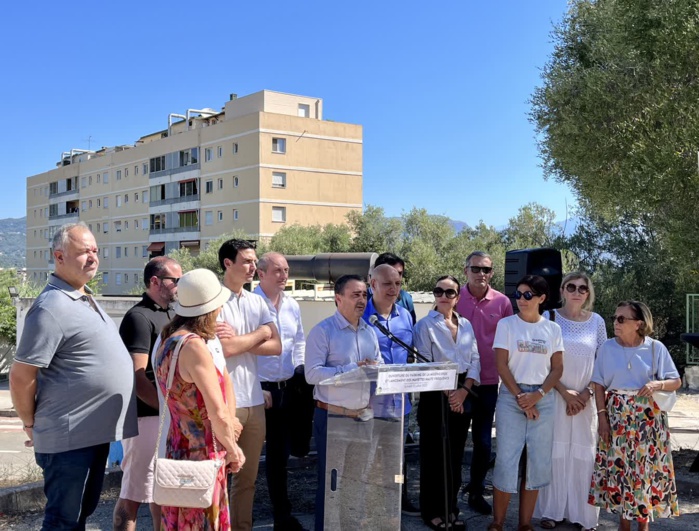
[{"x1": 155, "y1": 333, "x2": 230, "y2": 531}]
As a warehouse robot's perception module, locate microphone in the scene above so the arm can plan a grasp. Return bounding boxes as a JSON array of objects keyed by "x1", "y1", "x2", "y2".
[{"x1": 368, "y1": 314, "x2": 427, "y2": 363}]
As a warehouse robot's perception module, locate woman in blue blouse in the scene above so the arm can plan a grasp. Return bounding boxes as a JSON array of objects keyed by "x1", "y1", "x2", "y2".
[
  {"x1": 414, "y1": 275, "x2": 480, "y2": 531},
  {"x1": 589, "y1": 301, "x2": 681, "y2": 530}
]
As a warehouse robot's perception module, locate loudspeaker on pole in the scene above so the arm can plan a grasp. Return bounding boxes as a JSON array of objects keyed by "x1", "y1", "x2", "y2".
[{"x1": 504, "y1": 248, "x2": 562, "y2": 313}]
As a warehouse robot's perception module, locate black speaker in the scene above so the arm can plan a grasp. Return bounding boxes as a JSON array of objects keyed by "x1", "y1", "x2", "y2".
[{"x1": 504, "y1": 248, "x2": 562, "y2": 313}]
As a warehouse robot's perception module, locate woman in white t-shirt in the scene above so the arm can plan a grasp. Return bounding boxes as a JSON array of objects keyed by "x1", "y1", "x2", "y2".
[{"x1": 487, "y1": 275, "x2": 564, "y2": 531}]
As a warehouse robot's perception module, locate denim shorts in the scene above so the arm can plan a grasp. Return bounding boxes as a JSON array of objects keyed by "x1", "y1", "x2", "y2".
[{"x1": 492, "y1": 384, "x2": 555, "y2": 493}]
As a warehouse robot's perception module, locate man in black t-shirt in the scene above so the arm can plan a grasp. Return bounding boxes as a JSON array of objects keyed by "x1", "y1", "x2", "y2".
[{"x1": 113, "y1": 256, "x2": 181, "y2": 531}]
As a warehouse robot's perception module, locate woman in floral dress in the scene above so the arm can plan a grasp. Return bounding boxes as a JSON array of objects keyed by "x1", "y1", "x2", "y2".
[
  {"x1": 589, "y1": 300, "x2": 680, "y2": 530},
  {"x1": 155, "y1": 269, "x2": 245, "y2": 530}
]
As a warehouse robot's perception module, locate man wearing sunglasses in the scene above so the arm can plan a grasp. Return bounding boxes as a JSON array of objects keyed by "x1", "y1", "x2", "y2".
[
  {"x1": 455, "y1": 251, "x2": 513, "y2": 515},
  {"x1": 113, "y1": 256, "x2": 181, "y2": 531}
]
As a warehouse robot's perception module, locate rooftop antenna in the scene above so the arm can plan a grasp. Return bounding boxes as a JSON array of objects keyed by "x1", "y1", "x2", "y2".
[{"x1": 83, "y1": 135, "x2": 94, "y2": 150}]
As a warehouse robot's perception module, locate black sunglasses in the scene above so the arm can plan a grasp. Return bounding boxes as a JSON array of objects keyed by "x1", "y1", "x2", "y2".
[
  {"x1": 468, "y1": 266, "x2": 493, "y2": 274},
  {"x1": 514, "y1": 290, "x2": 538, "y2": 300},
  {"x1": 612, "y1": 315, "x2": 638, "y2": 324},
  {"x1": 565, "y1": 283, "x2": 590, "y2": 294},
  {"x1": 433, "y1": 287, "x2": 458, "y2": 299},
  {"x1": 160, "y1": 276, "x2": 180, "y2": 285}
]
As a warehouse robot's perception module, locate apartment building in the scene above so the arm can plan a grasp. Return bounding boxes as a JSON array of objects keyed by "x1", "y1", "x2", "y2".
[{"x1": 26, "y1": 90, "x2": 363, "y2": 294}]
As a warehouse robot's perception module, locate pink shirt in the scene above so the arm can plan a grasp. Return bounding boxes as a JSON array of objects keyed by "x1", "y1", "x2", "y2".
[{"x1": 455, "y1": 285, "x2": 513, "y2": 385}]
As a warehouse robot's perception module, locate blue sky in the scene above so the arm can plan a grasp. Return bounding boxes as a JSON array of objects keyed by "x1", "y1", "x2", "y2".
[{"x1": 0, "y1": 0, "x2": 572, "y2": 228}]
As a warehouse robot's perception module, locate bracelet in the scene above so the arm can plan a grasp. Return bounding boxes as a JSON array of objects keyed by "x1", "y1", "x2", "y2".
[
  {"x1": 516, "y1": 392, "x2": 525, "y2": 399},
  {"x1": 660, "y1": 381, "x2": 664, "y2": 390},
  {"x1": 537, "y1": 388, "x2": 546, "y2": 397},
  {"x1": 596, "y1": 409, "x2": 606, "y2": 415},
  {"x1": 23, "y1": 424, "x2": 33, "y2": 429}
]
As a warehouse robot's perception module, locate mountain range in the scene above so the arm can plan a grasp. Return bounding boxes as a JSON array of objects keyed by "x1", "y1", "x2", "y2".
[{"x1": 0, "y1": 217, "x2": 26, "y2": 269}]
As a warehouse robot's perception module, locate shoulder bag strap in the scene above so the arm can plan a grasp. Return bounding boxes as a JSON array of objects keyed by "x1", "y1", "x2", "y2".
[{"x1": 651, "y1": 338, "x2": 657, "y2": 381}]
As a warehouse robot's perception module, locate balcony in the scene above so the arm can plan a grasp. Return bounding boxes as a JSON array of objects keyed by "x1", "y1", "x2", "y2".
[
  {"x1": 150, "y1": 226, "x2": 200, "y2": 235},
  {"x1": 150, "y1": 194, "x2": 200, "y2": 207},
  {"x1": 149, "y1": 163, "x2": 200, "y2": 179},
  {"x1": 48, "y1": 209, "x2": 79, "y2": 221},
  {"x1": 49, "y1": 189, "x2": 79, "y2": 199}
]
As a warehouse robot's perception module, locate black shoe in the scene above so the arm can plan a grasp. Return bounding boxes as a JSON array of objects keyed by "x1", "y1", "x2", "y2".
[
  {"x1": 468, "y1": 493, "x2": 492, "y2": 515},
  {"x1": 273, "y1": 516, "x2": 307, "y2": 531},
  {"x1": 401, "y1": 497, "x2": 421, "y2": 516}
]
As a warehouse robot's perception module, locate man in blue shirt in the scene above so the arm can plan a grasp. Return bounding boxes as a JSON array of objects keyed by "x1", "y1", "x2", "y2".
[
  {"x1": 371, "y1": 252, "x2": 416, "y2": 324},
  {"x1": 364, "y1": 263, "x2": 419, "y2": 516}
]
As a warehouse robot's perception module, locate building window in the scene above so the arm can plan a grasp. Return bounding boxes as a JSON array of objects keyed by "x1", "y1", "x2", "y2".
[
  {"x1": 217, "y1": 178, "x2": 223, "y2": 190},
  {"x1": 116, "y1": 170, "x2": 122, "y2": 180},
  {"x1": 233, "y1": 176, "x2": 239, "y2": 187},
  {"x1": 116, "y1": 273, "x2": 122, "y2": 286},
  {"x1": 272, "y1": 206, "x2": 286, "y2": 223},
  {"x1": 124, "y1": 194, "x2": 129, "y2": 204},
  {"x1": 124, "y1": 247, "x2": 129, "y2": 258},
  {"x1": 103, "y1": 172, "x2": 109, "y2": 183},
  {"x1": 143, "y1": 190, "x2": 149, "y2": 203},
  {"x1": 142, "y1": 245, "x2": 148, "y2": 257},
  {"x1": 116, "y1": 247, "x2": 121, "y2": 258},
  {"x1": 143, "y1": 163, "x2": 148, "y2": 175},
  {"x1": 205, "y1": 180, "x2": 213, "y2": 193},
  {"x1": 81, "y1": 177, "x2": 87, "y2": 188},
  {"x1": 124, "y1": 273, "x2": 129, "y2": 283},
  {"x1": 135, "y1": 192, "x2": 139, "y2": 202},
  {"x1": 89, "y1": 200, "x2": 93, "y2": 209},
  {"x1": 81, "y1": 201, "x2": 87, "y2": 211},
  {"x1": 103, "y1": 221, "x2": 109, "y2": 233},
  {"x1": 97, "y1": 223, "x2": 101, "y2": 233},
  {"x1": 103, "y1": 247, "x2": 109, "y2": 258},
  {"x1": 103, "y1": 272, "x2": 109, "y2": 285},
  {"x1": 232, "y1": 143, "x2": 239, "y2": 154},
  {"x1": 205, "y1": 148, "x2": 212, "y2": 162},
  {"x1": 104, "y1": 197, "x2": 109, "y2": 208},
  {"x1": 97, "y1": 174, "x2": 101, "y2": 184},
  {"x1": 142, "y1": 218, "x2": 148, "y2": 230},
  {"x1": 205, "y1": 211, "x2": 213, "y2": 226},
  {"x1": 272, "y1": 172, "x2": 286, "y2": 188},
  {"x1": 125, "y1": 220, "x2": 129, "y2": 230},
  {"x1": 298, "y1": 103, "x2": 310, "y2": 117},
  {"x1": 217, "y1": 146, "x2": 223, "y2": 158},
  {"x1": 88, "y1": 176, "x2": 92, "y2": 186},
  {"x1": 125, "y1": 168, "x2": 129, "y2": 177},
  {"x1": 179, "y1": 180, "x2": 198, "y2": 198},
  {"x1": 150, "y1": 156, "x2": 165, "y2": 173},
  {"x1": 135, "y1": 219, "x2": 139, "y2": 229},
  {"x1": 97, "y1": 198, "x2": 101, "y2": 207},
  {"x1": 178, "y1": 211, "x2": 198, "y2": 229},
  {"x1": 217, "y1": 210, "x2": 223, "y2": 222},
  {"x1": 115, "y1": 221, "x2": 122, "y2": 232},
  {"x1": 116, "y1": 195, "x2": 122, "y2": 208},
  {"x1": 134, "y1": 165, "x2": 139, "y2": 176},
  {"x1": 134, "y1": 273, "x2": 139, "y2": 285},
  {"x1": 272, "y1": 138, "x2": 286, "y2": 154},
  {"x1": 233, "y1": 209, "x2": 239, "y2": 221}
]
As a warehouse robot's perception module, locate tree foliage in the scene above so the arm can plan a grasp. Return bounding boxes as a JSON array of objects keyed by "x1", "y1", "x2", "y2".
[{"x1": 530, "y1": 0, "x2": 699, "y2": 265}]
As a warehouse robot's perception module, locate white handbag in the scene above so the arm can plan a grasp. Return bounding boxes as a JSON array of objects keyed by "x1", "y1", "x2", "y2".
[
  {"x1": 152, "y1": 333, "x2": 223, "y2": 508},
  {"x1": 651, "y1": 339, "x2": 677, "y2": 412}
]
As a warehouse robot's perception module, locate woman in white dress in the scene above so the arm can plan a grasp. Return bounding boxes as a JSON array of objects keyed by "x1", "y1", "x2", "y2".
[{"x1": 535, "y1": 272, "x2": 607, "y2": 530}]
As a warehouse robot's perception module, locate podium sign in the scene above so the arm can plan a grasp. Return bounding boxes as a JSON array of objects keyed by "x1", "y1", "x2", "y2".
[{"x1": 318, "y1": 362, "x2": 458, "y2": 529}]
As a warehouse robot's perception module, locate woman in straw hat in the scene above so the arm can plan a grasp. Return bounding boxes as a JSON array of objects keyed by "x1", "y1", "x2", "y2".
[{"x1": 154, "y1": 268, "x2": 245, "y2": 530}]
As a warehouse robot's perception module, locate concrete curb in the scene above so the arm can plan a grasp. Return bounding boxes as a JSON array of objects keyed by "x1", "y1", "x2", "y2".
[{"x1": 0, "y1": 409, "x2": 18, "y2": 418}]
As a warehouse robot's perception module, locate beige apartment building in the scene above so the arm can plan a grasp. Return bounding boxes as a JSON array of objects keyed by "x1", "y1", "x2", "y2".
[{"x1": 25, "y1": 90, "x2": 363, "y2": 294}]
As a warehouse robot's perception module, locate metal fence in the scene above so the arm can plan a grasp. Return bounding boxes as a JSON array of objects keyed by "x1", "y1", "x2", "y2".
[{"x1": 687, "y1": 294, "x2": 699, "y2": 365}]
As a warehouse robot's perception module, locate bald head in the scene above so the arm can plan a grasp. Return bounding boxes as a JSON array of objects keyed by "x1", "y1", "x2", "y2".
[
  {"x1": 258, "y1": 252, "x2": 290, "y2": 297},
  {"x1": 370, "y1": 264, "x2": 401, "y2": 307}
]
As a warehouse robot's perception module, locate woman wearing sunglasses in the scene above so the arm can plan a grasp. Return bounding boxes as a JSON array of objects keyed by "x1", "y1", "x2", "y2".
[
  {"x1": 414, "y1": 275, "x2": 480, "y2": 531},
  {"x1": 534, "y1": 273, "x2": 607, "y2": 531},
  {"x1": 488, "y1": 275, "x2": 564, "y2": 531},
  {"x1": 588, "y1": 301, "x2": 680, "y2": 530}
]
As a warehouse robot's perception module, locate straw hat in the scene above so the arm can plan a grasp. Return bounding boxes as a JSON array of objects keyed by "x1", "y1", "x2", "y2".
[{"x1": 173, "y1": 269, "x2": 231, "y2": 317}]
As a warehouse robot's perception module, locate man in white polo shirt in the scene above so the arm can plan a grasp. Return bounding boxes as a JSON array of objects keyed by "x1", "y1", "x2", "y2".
[{"x1": 216, "y1": 239, "x2": 282, "y2": 531}]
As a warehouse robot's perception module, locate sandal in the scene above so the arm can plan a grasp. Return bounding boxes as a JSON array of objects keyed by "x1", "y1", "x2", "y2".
[
  {"x1": 487, "y1": 524, "x2": 503, "y2": 531},
  {"x1": 426, "y1": 517, "x2": 449, "y2": 530},
  {"x1": 449, "y1": 513, "x2": 466, "y2": 531},
  {"x1": 540, "y1": 519, "x2": 558, "y2": 529}
]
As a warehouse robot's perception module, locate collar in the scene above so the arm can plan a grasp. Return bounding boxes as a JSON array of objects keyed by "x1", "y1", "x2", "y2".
[
  {"x1": 365, "y1": 296, "x2": 398, "y2": 320},
  {"x1": 48, "y1": 273, "x2": 93, "y2": 301},
  {"x1": 141, "y1": 292, "x2": 172, "y2": 312},
  {"x1": 466, "y1": 284, "x2": 493, "y2": 301},
  {"x1": 253, "y1": 284, "x2": 285, "y2": 306},
  {"x1": 333, "y1": 310, "x2": 366, "y2": 331}
]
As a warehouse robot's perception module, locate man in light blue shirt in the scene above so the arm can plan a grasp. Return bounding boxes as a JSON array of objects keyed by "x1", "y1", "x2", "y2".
[
  {"x1": 254, "y1": 252, "x2": 306, "y2": 531},
  {"x1": 363, "y1": 263, "x2": 419, "y2": 515},
  {"x1": 305, "y1": 274, "x2": 381, "y2": 530}
]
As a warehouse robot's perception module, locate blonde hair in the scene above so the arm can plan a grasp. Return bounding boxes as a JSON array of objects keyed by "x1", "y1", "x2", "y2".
[
  {"x1": 617, "y1": 300, "x2": 654, "y2": 337},
  {"x1": 561, "y1": 271, "x2": 595, "y2": 311}
]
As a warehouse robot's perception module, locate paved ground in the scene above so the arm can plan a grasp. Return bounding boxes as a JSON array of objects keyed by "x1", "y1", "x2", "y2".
[{"x1": 2, "y1": 386, "x2": 699, "y2": 529}]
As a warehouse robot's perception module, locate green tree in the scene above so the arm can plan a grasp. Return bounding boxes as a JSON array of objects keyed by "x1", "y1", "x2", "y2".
[
  {"x1": 268, "y1": 225, "x2": 323, "y2": 255},
  {"x1": 530, "y1": 0, "x2": 699, "y2": 265},
  {"x1": 346, "y1": 205, "x2": 403, "y2": 254},
  {"x1": 320, "y1": 223, "x2": 352, "y2": 252},
  {"x1": 168, "y1": 230, "x2": 250, "y2": 275}
]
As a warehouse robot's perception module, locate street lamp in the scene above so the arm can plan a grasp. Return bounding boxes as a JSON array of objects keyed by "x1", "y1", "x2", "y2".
[{"x1": 7, "y1": 286, "x2": 18, "y2": 299}]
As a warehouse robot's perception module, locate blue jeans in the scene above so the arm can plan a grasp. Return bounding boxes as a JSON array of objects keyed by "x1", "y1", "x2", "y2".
[{"x1": 35, "y1": 443, "x2": 110, "y2": 530}]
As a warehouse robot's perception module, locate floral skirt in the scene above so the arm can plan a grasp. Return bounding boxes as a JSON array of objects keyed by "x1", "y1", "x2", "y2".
[{"x1": 588, "y1": 392, "x2": 679, "y2": 522}]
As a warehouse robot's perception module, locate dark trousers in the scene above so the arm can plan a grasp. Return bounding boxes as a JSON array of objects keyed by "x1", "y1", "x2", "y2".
[
  {"x1": 313, "y1": 407, "x2": 328, "y2": 531},
  {"x1": 462, "y1": 383, "x2": 498, "y2": 495},
  {"x1": 418, "y1": 391, "x2": 469, "y2": 523},
  {"x1": 35, "y1": 443, "x2": 110, "y2": 531},
  {"x1": 263, "y1": 383, "x2": 293, "y2": 522}
]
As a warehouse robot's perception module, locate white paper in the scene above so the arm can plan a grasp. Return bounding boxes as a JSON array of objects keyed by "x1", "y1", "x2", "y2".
[{"x1": 375, "y1": 369, "x2": 458, "y2": 395}]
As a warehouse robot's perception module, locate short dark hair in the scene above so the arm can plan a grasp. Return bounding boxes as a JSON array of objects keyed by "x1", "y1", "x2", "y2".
[
  {"x1": 334, "y1": 274, "x2": 364, "y2": 295},
  {"x1": 218, "y1": 239, "x2": 255, "y2": 271},
  {"x1": 143, "y1": 257, "x2": 177, "y2": 288},
  {"x1": 465, "y1": 251, "x2": 492, "y2": 267},
  {"x1": 516, "y1": 275, "x2": 550, "y2": 299},
  {"x1": 374, "y1": 252, "x2": 405, "y2": 269}
]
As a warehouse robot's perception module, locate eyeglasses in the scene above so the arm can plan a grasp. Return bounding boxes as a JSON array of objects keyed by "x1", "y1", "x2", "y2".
[
  {"x1": 433, "y1": 287, "x2": 458, "y2": 299},
  {"x1": 160, "y1": 276, "x2": 180, "y2": 286},
  {"x1": 565, "y1": 283, "x2": 590, "y2": 294},
  {"x1": 514, "y1": 290, "x2": 538, "y2": 301},
  {"x1": 612, "y1": 315, "x2": 638, "y2": 324},
  {"x1": 468, "y1": 266, "x2": 493, "y2": 274}
]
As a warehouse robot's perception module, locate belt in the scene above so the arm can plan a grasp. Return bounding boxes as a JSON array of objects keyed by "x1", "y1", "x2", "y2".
[
  {"x1": 316, "y1": 400, "x2": 364, "y2": 418},
  {"x1": 261, "y1": 380, "x2": 289, "y2": 390}
]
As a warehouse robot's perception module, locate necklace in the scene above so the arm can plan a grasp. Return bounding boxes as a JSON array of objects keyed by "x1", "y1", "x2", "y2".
[{"x1": 623, "y1": 346, "x2": 633, "y2": 370}]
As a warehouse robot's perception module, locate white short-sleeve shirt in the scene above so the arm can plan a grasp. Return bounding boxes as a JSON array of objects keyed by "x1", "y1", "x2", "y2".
[
  {"x1": 493, "y1": 314, "x2": 564, "y2": 385},
  {"x1": 219, "y1": 290, "x2": 274, "y2": 408}
]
